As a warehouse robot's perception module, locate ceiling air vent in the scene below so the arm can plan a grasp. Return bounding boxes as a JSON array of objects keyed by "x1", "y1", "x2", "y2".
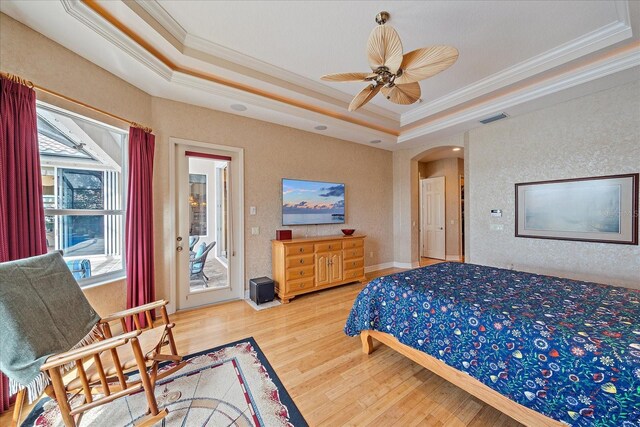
[{"x1": 479, "y1": 113, "x2": 509, "y2": 125}]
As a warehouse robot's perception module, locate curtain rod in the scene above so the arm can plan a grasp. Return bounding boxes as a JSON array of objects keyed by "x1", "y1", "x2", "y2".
[{"x1": 1, "y1": 71, "x2": 152, "y2": 133}]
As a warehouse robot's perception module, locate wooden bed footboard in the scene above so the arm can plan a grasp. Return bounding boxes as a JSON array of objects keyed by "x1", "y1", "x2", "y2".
[{"x1": 360, "y1": 330, "x2": 563, "y2": 427}]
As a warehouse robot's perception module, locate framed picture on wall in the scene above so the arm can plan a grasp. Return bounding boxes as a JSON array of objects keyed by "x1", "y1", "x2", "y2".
[{"x1": 515, "y1": 173, "x2": 638, "y2": 245}]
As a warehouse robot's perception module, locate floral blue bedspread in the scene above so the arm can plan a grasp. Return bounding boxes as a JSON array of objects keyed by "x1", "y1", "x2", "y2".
[{"x1": 344, "y1": 262, "x2": 640, "y2": 426}]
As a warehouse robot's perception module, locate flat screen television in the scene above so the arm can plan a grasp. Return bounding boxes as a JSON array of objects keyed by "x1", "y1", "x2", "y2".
[{"x1": 282, "y1": 178, "x2": 345, "y2": 225}]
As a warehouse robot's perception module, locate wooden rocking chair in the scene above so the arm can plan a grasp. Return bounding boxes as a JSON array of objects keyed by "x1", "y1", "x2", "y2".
[{"x1": 11, "y1": 300, "x2": 185, "y2": 427}]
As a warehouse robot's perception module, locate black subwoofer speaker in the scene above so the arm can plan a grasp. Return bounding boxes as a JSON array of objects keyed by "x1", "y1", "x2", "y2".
[{"x1": 249, "y1": 276, "x2": 275, "y2": 305}]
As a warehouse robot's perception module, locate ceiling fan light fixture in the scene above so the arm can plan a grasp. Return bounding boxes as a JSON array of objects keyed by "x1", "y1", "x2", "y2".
[
  {"x1": 321, "y1": 11, "x2": 458, "y2": 111},
  {"x1": 369, "y1": 139, "x2": 382, "y2": 144},
  {"x1": 314, "y1": 125, "x2": 328, "y2": 131}
]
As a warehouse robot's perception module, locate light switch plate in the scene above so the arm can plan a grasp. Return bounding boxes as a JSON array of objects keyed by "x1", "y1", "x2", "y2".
[
  {"x1": 251, "y1": 227, "x2": 259, "y2": 235},
  {"x1": 250, "y1": 206, "x2": 257, "y2": 215},
  {"x1": 490, "y1": 224, "x2": 504, "y2": 231}
]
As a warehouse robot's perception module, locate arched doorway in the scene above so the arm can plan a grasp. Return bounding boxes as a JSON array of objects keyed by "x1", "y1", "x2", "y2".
[
  {"x1": 391, "y1": 135, "x2": 466, "y2": 268},
  {"x1": 414, "y1": 147, "x2": 465, "y2": 265}
]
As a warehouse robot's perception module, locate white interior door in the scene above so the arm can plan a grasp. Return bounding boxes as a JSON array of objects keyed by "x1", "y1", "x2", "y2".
[
  {"x1": 421, "y1": 177, "x2": 446, "y2": 260},
  {"x1": 175, "y1": 144, "x2": 241, "y2": 310}
]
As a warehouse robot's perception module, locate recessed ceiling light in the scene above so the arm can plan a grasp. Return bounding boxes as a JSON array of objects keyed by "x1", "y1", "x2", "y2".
[
  {"x1": 452, "y1": 147, "x2": 461, "y2": 151},
  {"x1": 314, "y1": 125, "x2": 327, "y2": 131},
  {"x1": 370, "y1": 139, "x2": 381, "y2": 144},
  {"x1": 230, "y1": 104, "x2": 247, "y2": 111}
]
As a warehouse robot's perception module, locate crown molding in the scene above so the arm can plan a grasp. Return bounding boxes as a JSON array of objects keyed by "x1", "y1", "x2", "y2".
[
  {"x1": 137, "y1": 0, "x2": 632, "y2": 127},
  {"x1": 134, "y1": 0, "x2": 399, "y2": 121},
  {"x1": 65, "y1": 0, "x2": 399, "y2": 136},
  {"x1": 398, "y1": 46, "x2": 640, "y2": 143},
  {"x1": 182, "y1": 32, "x2": 399, "y2": 121},
  {"x1": 400, "y1": 1, "x2": 633, "y2": 126},
  {"x1": 61, "y1": 0, "x2": 172, "y2": 81},
  {"x1": 170, "y1": 72, "x2": 392, "y2": 140},
  {"x1": 134, "y1": 0, "x2": 187, "y2": 43},
  {"x1": 60, "y1": 0, "x2": 637, "y2": 146}
]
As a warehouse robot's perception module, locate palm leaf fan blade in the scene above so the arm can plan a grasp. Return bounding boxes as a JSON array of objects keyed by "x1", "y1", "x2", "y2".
[
  {"x1": 348, "y1": 84, "x2": 382, "y2": 111},
  {"x1": 367, "y1": 25, "x2": 403, "y2": 73},
  {"x1": 321, "y1": 72, "x2": 374, "y2": 82},
  {"x1": 395, "y1": 46, "x2": 459, "y2": 84},
  {"x1": 381, "y1": 82, "x2": 421, "y2": 105}
]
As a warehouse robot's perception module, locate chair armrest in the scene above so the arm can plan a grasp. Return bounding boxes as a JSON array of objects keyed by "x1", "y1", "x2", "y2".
[
  {"x1": 41, "y1": 330, "x2": 141, "y2": 371},
  {"x1": 100, "y1": 300, "x2": 169, "y2": 324}
]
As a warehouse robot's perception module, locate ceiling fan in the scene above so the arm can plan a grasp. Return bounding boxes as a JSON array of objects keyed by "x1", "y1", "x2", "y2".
[{"x1": 321, "y1": 11, "x2": 459, "y2": 111}]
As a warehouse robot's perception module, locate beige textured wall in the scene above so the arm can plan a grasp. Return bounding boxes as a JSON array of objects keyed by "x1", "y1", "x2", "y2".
[
  {"x1": 151, "y1": 97, "x2": 394, "y2": 302},
  {"x1": 418, "y1": 158, "x2": 464, "y2": 259},
  {"x1": 467, "y1": 80, "x2": 640, "y2": 288}
]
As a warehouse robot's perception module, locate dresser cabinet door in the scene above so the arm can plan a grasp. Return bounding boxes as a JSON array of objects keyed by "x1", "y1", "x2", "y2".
[
  {"x1": 315, "y1": 252, "x2": 330, "y2": 286},
  {"x1": 329, "y1": 251, "x2": 343, "y2": 284}
]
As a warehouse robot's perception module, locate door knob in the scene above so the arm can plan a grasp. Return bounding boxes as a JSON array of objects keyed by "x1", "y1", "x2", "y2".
[{"x1": 176, "y1": 246, "x2": 183, "y2": 252}]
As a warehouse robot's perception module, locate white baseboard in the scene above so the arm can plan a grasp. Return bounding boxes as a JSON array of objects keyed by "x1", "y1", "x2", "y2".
[
  {"x1": 244, "y1": 290, "x2": 249, "y2": 300},
  {"x1": 393, "y1": 261, "x2": 421, "y2": 269},
  {"x1": 364, "y1": 262, "x2": 396, "y2": 273}
]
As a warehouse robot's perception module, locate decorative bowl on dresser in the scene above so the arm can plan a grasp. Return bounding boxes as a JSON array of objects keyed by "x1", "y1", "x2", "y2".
[{"x1": 271, "y1": 234, "x2": 367, "y2": 303}]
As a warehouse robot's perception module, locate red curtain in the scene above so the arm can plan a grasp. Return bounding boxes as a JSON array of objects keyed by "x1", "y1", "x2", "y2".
[
  {"x1": 125, "y1": 127, "x2": 156, "y2": 330},
  {"x1": 0, "y1": 76, "x2": 48, "y2": 412}
]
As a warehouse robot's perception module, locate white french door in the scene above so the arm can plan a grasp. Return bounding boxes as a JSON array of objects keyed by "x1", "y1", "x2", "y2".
[
  {"x1": 174, "y1": 143, "x2": 243, "y2": 310},
  {"x1": 421, "y1": 177, "x2": 446, "y2": 260}
]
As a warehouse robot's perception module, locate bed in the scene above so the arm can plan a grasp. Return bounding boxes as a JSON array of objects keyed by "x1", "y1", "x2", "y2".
[{"x1": 344, "y1": 262, "x2": 640, "y2": 426}]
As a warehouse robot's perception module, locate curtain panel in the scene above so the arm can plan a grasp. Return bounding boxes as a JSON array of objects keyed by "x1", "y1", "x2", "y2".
[
  {"x1": 125, "y1": 127, "x2": 156, "y2": 330},
  {"x1": 0, "y1": 76, "x2": 48, "y2": 412}
]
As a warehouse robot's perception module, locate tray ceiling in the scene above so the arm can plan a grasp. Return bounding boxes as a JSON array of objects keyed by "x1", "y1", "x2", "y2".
[{"x1": 1, "y1": 0, "x2": 638, "y2": 150}]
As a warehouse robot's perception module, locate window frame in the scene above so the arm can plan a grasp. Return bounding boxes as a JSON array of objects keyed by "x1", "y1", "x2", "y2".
[{"x1": 38, "y1": 101, "x2": 129, "y2": 287}]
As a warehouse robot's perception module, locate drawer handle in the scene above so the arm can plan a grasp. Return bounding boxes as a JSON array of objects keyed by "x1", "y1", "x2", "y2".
[
  {"x1": 299, "y1": 248, "x2": 304, "y2": 253},
  {"x1": 299, "y1": 271, "x2": 304, "y2": 275},
  {"x1": 328, "y1": 245, "x2": 332, "y2": 249},
  {"x1": 299, "y1": 283, "x2": 305, "y2": 289},
  {"x1": 299, "y1": 259, "x2": 304, "y2": 264}
]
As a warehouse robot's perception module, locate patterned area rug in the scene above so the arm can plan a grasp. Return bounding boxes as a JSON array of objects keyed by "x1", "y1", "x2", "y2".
[{"x1": 23, "y1": 338, "x2": 307, "y2": 426}]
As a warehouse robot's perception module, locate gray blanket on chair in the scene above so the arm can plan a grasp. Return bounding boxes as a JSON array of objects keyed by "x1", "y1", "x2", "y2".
[{"x1": 0, "y1": 252, "x2": 101, "y2": 400}]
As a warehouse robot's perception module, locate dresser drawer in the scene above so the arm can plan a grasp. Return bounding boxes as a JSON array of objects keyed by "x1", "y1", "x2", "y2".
[
  {"x1": 285, "y1": 265, "x2": 314, "y2": 281},
  {"x1": 344, "y1": 258, "x2": 364, "y2": 270},
  {"x1": 285, "y1": 254, "x2": 314, "y2": 268},
  {"x1": 315, "y1": 241, "x2": 341, "y2": 252},
  {"x1": 342, "y1": 239, "x2": 364, "y2": 249},
  {"x1": 286, "y1": 277, "x2": 314, "y2": 293},
  {"x1": 344, "y1": 247, "x2": 364, "y2": 260},
  {"x1": 285, "y1": 243, "x2": 314, "y2": 256},
  {"x1": 344, "y1": 268, "x2": 365, "y2": 281}
]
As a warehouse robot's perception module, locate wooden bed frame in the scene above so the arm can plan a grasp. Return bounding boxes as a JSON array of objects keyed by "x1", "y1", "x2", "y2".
[{"x1": 360, "y1": 330, "x2": 563, "y2": 427}]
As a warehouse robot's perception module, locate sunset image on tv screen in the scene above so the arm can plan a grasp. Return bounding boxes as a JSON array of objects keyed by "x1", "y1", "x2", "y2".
[{"x1": 282, "y1": 179, "x2": 345, "y2": 225}]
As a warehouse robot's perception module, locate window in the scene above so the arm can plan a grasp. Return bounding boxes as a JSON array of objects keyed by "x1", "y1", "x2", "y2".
[{"x1": 38, "y1": 103, "x2": 128, "y2": 286}]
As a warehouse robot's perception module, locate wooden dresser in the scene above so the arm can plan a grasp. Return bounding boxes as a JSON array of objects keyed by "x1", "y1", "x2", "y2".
[{"x1": 271, "y1": 235, "x2": 367, "y2": 303}]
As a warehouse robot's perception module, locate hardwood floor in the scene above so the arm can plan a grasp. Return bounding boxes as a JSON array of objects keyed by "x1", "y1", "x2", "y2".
[
  {"x1": 420, "y1": 257, "x2": 446, "y2": 267},
  {"x1": 2, "y1": 267, "x2": 521, "y2": 426}
]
